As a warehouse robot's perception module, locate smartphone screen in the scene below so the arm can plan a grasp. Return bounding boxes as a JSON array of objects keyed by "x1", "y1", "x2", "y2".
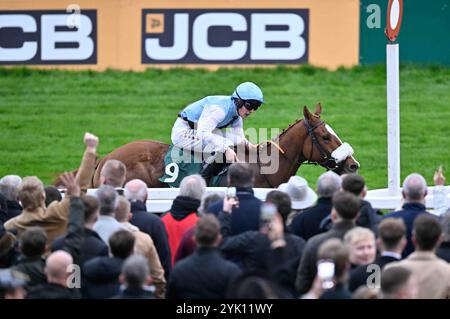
[
  {"x1": 227, "y1": 187, "x2": 237, "y2": 198},
  {"x1": 317, "y1": 260, "x2": 335, "y2": 289},
  {"x1": 260, "y1": 202, "x2": 276, "y2": 229}
]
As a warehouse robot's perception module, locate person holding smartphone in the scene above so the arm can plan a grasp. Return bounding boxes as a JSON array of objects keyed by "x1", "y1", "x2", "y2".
[
  {"x1": 302, "y1": 239, "x2": 351, "y2": 299},
  {"x1": 219, "y1": 191, "x2": 306, "y2": 297},
  {"x1": 208, "y1": 163, "x2": 262, "y2": 236}
]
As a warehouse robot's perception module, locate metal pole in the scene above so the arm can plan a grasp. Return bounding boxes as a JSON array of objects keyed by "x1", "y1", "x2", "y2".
[{"x1": 386, "y1": 43, "x2": 400, "y2": 195}]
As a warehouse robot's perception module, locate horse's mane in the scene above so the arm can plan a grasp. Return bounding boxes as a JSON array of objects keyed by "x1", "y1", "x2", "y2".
[
  {"x1": 277, "y1": 118, "x2": 304, "y2": 139},
  {"x1": 258, "y1": 111, "x2": 320, "y2": 148},
  {"x1": 256, "y1": 118, "x2": 303, "y2": 150},
  {"x1": 273, "y1": 110, "x2": 321, "y2": 140}
]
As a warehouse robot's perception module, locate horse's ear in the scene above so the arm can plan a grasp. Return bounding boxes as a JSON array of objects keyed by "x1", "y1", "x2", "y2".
[
  {"x1": 315, "y1": 103, "x2": 322, "y2": 116},
  {"x1": 303, "y1": 106, "x2": 312, "y2": 120}
]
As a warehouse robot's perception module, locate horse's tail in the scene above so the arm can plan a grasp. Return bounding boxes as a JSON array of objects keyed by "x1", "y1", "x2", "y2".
[{"x1": 52, "y1": 168, "x2": 79, "y2": 187}]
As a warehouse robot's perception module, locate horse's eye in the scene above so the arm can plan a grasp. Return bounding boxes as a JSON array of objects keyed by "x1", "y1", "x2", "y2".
[{"x1": 322, "y1": 135, "x2": 331, "y2": 144}]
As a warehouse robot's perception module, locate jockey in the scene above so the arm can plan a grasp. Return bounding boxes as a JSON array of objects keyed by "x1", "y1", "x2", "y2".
[{"x1": 171, "y1": 82, "x2": 264, "y2": 180}]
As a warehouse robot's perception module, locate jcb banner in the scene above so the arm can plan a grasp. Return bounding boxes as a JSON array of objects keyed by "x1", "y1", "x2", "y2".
[
  {"x1": 0, "y1": 10, "x2": 96, "y2": 64},
  {"x1": 142, "y1": 9, "x2": 309, "y2": 64},
  {"x1": 0, "y1": 0, "x2": 360, "y2": 70}
]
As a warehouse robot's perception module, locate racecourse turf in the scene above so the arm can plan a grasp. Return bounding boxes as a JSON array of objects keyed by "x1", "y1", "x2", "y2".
[{"x1": 0, "y1": 64, "x2": 449, "y2": 190}]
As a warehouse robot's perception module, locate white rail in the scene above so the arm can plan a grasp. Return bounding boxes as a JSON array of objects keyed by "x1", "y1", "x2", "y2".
[
  {"x1": 86, "y1": 187, "x2": 275, "y2": 213},
  {"x1": 83, "y1": 186, "x2": 449, "y2": 214}
]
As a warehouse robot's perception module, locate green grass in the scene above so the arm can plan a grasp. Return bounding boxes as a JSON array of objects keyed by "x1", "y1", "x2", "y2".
[{"x1": 1, "y1": 65, "x2": 449, "y2": 190}]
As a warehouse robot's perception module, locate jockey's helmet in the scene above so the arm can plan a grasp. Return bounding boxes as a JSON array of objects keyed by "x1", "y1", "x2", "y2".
[{"x1": 232, "y1": 82, "x2": 264, "y2": 104}]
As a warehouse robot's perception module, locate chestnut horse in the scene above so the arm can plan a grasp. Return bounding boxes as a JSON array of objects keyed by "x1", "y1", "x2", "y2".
[{"x1": 73, "y1": 104, "x2": 358, "y2": 188}]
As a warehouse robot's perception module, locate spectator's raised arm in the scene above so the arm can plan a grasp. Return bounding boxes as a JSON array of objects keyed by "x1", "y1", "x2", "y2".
[
  {"x1": 59, "y1": 172, "x2": 84, "y2": 265},
  {"x1": 75, "y1": 132, "x2": 99, "y2": 189},
  {"x1": 433, "y1": 166, "x2": 448, "y2": 216}
]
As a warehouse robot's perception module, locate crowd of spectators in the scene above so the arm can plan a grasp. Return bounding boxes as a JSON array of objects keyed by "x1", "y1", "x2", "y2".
[{"x1": 0, "y1": 132, "x2": 449, "y2": 299}]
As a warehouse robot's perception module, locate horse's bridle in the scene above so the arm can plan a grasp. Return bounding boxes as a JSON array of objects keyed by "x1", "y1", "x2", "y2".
[
  {"x1": 255, "y1": 118, "x2": 342, "y2": 187},
  {"x1": 303, "y1": 117, "x2": 340, "y2": 171}
]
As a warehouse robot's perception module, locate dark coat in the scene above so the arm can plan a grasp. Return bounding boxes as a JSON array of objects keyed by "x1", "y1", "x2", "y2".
[
  {"x1": 0, "y1": 248, "x2": 19, "y2": 269},
  {"x1": 219, "y1": 209, "x2": 305, "y2": 296},
  {"x1": 295, "y1": 220, "x2": 356, "y2": 294},
  {"x1": 320, "y1": 284, "x2": 352, "y2": 299},
  {"x1": 348, "y1": 255, "x2": 400, "y2": 292},
  {"x1": 82, "y1": 256, "x2": 123, "y2": 299},
  {"x1": 0, "y1": 194, "x2": 7, "y2": 224},
  {"x1": 288, "y1": 197, "x2": 332, "y2": 241},
  {"x1": 436, "y1": 241, "x2": 450, "y2": 263},
  {"x1": 50, "y1": 197, "x2": 85, "y2": 267},
  {"x1": 174, "y1": 226, "x2": 196, "y2": 264},
  {"x1": 11, "y1": 256, "x2": 46, "y2": 287},
  {"x1": 208, "y1": 187, "x2": 262, "y2": 236},
  {"x1": 357, "y1": 200, "x2": 383, "y2": 233},
  {"x1": 319, "y1": 200, "x2": 382, "y2": 234},
  {"x1": 220, "y1": 230, "x2": 305, "y2": 296},
  {"x1": 383, "y1": 203, "x2": 432, "y2": 258},
  {"x1": 53, "y1": 228, "x2": 109, "y2": 267},
  {"x1": 51, "y1": 197, "x2": 105, "y2": 298},
  {"x1": 130, "y1": 201, "x2": 171, "y2": 279},
  {"x1": 112, "y1": 287, "x2": 156, "y2": 299},
  {"x1": 0, "y1": 224, "x2": 19, "y2": 268},
  {"x1": 26, "y1": 282, "x2": 81, "y2": 299},
  {"x1": 167, "y1": 247, "x2": 241, "y2": 299},
  {"x1": 5, "y1": 199, "x2": 22, "y2": 221}
]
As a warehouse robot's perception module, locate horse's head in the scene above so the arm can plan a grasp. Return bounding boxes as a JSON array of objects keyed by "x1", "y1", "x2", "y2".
[{"x1": 302, "y1": 103, "x2": 359, "y2": 174}]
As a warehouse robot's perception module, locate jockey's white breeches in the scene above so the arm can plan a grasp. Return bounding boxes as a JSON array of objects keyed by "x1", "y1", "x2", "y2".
[{"x1": 171, "y1": 118, "x2": 236, "y2": 162}]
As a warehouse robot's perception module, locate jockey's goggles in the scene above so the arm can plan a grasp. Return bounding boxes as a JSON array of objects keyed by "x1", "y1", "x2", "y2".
[{"x1": 243, "y1": 100, "x2": 262, "y2": 111}]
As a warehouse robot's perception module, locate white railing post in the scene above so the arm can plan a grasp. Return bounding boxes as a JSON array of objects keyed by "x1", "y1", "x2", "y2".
[{"x1": 386, "y1": 43, "x2": 401, "y2": 196}]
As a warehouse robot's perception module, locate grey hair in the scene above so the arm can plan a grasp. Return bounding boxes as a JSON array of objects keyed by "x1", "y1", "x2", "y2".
[
  {"x1": 124, "y1": 179, "x2": 148, "y2": 202},
  {"x1": 96, "y1": 185, "x2": 118, "y2": 215},
  {"x1": 179, "y1": 175, "x2": 206, "y2": 201},
  {"x1": 0, "y1": 175, "x2": 22, "y2": 200},
  {"x1": 317, "y1": 171, "x2": 342, "y2": 198},
  {"x1": 402, "y1": 173, "x2": 427, "y2": 201},
  {"x1": 122, "y1": 255, "x2": 149, "y2": 288}
]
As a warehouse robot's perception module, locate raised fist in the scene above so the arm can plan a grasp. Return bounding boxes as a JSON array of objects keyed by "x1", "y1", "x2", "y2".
[
  {"x1": 84, "y1": 132, "x2": 99, "y2": 149},
  {"x1": 434, "y1": 166, "x2": 446, "y2": 186}
]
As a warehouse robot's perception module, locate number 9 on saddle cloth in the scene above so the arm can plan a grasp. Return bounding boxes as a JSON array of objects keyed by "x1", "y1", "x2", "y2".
[{"x1": 158, "y1": 145, "x2": 228, "y2": 187}]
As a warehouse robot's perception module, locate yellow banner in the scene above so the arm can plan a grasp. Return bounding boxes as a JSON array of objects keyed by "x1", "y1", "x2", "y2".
[{"x1": 0, "y1": 0, "x2": 359, "y2": 70}]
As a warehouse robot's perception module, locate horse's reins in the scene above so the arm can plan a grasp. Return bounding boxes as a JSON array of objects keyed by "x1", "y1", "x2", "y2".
[{"x1": 254, "y1": 118, "x2": 338, "y2": 187}]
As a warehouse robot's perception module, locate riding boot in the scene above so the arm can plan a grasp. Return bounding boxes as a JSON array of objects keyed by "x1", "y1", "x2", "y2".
[{"x1": 200, "y1": 161, "x2": 225, "y2": 185}]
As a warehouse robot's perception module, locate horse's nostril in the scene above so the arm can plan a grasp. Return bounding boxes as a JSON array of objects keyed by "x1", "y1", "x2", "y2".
[{"x1": 349, "y1": 164, "x2": 359, "y2": 172}]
